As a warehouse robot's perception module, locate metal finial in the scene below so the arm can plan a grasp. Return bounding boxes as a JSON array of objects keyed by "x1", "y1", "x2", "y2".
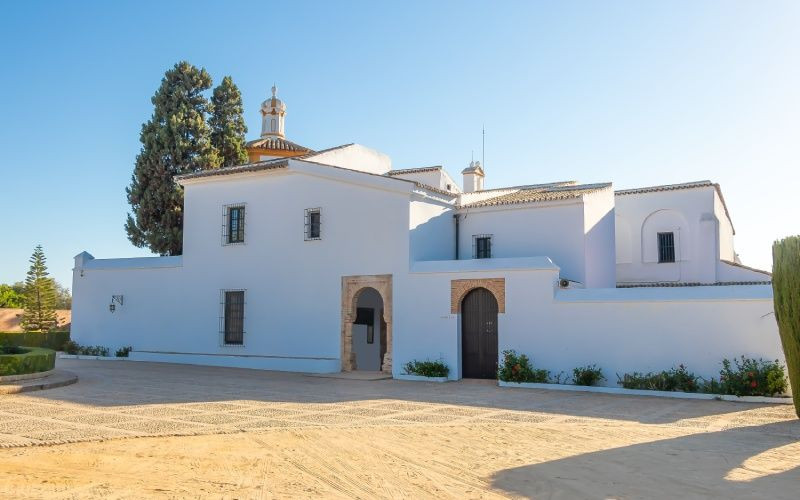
[{"x1": 271, "y1": 84, "x2": 277, "y2": 97}]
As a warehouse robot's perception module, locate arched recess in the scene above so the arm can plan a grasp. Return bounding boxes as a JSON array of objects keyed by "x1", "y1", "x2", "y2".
[
  {"x1": 450, "y1": 278, "x2": 505, "y2": 314},
  {"x1": 640, "y1": 209, "x2": 690, "y2": 263},
  {"x1": 341, "y1": 275, "x2": 392, "y2": 373}
]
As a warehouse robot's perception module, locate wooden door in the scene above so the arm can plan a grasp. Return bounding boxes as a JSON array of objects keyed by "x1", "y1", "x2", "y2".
[{"x1": 461, "y1": 288, "x2": 498, "y2": 379}]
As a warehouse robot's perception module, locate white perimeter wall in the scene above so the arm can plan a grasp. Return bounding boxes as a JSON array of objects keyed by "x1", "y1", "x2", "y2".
[
  {"x1": 394, "y1": 259, "x2": 784, "y2": 386},
  {"x1": 409, "y1": 198, "x2": 455, "y2": 261}
]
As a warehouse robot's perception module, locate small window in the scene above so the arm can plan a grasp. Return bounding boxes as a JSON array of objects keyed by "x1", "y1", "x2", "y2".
[
  {"x1": 221, "y1": 290, "x2": 245, "y2": 345},
  {"x1": 473, "y1": 234, "x2": 492, "y2": 259},
  {"x1": 658, "y1": 232, "x2": 675, "y2": 263},
  {"x1": 222, "y1": 204, "x2": 246, "y2": 245},
  {"x1": 305, "y1": 208, "x2": 321, "y2": 240}
]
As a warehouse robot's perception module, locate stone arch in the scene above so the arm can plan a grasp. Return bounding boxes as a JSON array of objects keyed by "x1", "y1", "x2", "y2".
[
  {"x1": 341, "y1": 275, "x2": 392, "y2": 373},
  {"x1": 450, "y1": 278, "x2": 505, "y2": 314}
]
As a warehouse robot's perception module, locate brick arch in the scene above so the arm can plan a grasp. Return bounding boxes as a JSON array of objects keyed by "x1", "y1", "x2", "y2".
[
  {"x1": 451, "y1": 278, "x2": 505, "y2": 314},
  {"x1": 341, "y1": 275, "x2": 392, "y2": 373}
]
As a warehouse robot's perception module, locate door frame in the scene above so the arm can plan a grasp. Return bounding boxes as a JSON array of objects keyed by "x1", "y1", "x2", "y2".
[{"x1": 451, "y1": 278, "x2": 505, "y2": 379}]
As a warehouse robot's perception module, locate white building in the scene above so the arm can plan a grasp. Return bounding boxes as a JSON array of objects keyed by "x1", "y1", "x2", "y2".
[{"x1": 72, "y1": 89, "x2": 779, "y2": 384}]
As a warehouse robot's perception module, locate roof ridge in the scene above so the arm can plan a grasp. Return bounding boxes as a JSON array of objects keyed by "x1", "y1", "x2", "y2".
[{"x1": 615, "y1": 180, "x2": 712, "y2": 194}]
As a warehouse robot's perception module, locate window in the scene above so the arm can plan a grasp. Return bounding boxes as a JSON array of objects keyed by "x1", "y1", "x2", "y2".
[
  {"x1": 658, "y1": 232, "x2": 675, "y2": 263},
  {"x1": 305, "y1": 208, "x2": 321, "y2": 240},
  {"x1": 473, "y1": 234, "x2": 492, "y2": 259},
  {"x1": 222, "y1": 204, "x2": 246, "y2": 245},
  {"x1": 221, "y1": 290, "x2": 245, "y2": 345}
]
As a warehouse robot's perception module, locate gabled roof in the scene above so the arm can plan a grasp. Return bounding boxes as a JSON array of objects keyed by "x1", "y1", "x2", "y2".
[
  {"x1": 245, "y1": 136, "x2": 312, "y2": 153},
  {"x1": 615, "y1": 180, "x2": 734, "y2": 234},
  {"x1": 459, "y1": 182, "x2": 612, "y2": 209}
]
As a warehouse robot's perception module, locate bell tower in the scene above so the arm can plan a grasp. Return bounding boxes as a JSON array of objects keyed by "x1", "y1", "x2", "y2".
[{"x1": 260, "y1": 85, "x2": 287, "y2": 138}]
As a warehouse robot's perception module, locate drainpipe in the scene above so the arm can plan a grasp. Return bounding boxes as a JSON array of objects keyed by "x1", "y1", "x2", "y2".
[{"x1": 454, "y1": 214, "x2": 460, "y2": 260}]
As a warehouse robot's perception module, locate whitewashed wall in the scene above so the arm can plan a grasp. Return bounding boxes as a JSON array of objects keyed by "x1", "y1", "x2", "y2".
[
  {"x1": 456, "y1": 202, "x2": 588, "y2": 282},
  {"x1": 615, "y1": 187, "x2": 720, "y2": 283},
  {"x1": 394, "y1": 258, "x2": 784, "y2": 386},
  {"x1": 73, "y1": 162, "x2": 413, "y2": 372},
  {"x1": 409, "y1": 197, "x2": 455, "y2": 261}
]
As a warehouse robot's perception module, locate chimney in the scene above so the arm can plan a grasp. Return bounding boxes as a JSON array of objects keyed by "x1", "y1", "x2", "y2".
[{"x1": 461, "y1": 161, "x2": 484, "y2": 193}]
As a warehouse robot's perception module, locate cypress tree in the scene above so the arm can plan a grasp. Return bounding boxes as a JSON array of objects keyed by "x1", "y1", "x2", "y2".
[
  {"x1": 772, "y1": 236, "x2": 800, "y2": 417},
  {"x1": 21, "y1": 245, "x2": 58, "y2": 332},
  {"x1": 125, "y1": 61, "x2": 221, "y2": 255},
  {"x1": 210, "y1": 76, "x2": 249, "y2": 167}
]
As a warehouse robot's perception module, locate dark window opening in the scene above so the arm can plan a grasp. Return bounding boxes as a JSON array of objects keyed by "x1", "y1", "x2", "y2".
[
  {"x1": 228, "y1": 206, "x2": 245, "y2": 244},
  {"x1": 658, "y1": 232, "x2": 675, "y2": 263},
  {"x1": 305, "y1": 208, "x2": 321, "y2": 240},
  {"x1": 475, "y1": 236, "x2": 492, "y2": 259},
  {"x1": 223, "y1": 291, "x2": 244, "y2": 345}
]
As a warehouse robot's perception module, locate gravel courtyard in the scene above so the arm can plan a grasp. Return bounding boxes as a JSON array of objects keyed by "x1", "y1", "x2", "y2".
[{"x1": 0, "y1": 359, "x2": 798, "y2": 498}]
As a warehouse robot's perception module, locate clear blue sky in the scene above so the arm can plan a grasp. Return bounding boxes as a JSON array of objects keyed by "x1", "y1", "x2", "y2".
[{"x1": 1, "y1": 1, "x2": 798, "y2": 289}]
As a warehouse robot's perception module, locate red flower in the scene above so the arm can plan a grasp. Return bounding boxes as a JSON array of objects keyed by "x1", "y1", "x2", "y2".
[
  {"x1": 512, "y1": 364, "x2": 521, "y2": 374},
  {"x1": 751, "y1": 381, "x2": 758, "y2": 388},
  {"x1": 747, "y1": 372, "x2": 755, "y2": 379}
]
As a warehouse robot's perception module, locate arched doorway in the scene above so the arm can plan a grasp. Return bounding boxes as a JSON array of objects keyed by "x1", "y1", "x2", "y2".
[
  {"x1": 351, "y1": 287, "x2": 386, "y2": 371},
  {"x1": 461, "y1": 287, "x2": 498, "y2": 379},
  {"x1": 341, "y1": 275, "x2": 392, "y2": 373}
]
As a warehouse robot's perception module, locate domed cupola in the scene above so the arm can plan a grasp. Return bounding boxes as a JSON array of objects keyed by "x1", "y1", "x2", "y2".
[
  {"x1": 260, "y1": 85, "x2": 287, "y2": 138},
  {"x1": 245, "y1": 85, "x2": 313, "y2": 163}
]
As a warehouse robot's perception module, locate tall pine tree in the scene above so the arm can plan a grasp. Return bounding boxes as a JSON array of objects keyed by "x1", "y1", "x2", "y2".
[
  {"x1": 21, "y1": 245, "x2": 58, "y2": 332},
  {"x1": 125, "y1": 61, "x2": 221, "y2": 255},
  {"x1": 210, "y1": 76, "x2": 248, "y2": 167}
]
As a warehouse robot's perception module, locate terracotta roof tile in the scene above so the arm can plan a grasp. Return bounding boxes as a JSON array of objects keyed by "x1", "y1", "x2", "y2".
[
  {"x1": 459, "y1": 183, "x2": 612, "y2": 209},
  {"x1": 245, "y1": 136, "x2": 312, "y2": 153}
]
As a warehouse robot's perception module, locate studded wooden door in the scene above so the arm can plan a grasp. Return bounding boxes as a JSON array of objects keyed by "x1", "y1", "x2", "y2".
[{"x1": 461, "y1": 287, "x2": 499, "y2": 379}]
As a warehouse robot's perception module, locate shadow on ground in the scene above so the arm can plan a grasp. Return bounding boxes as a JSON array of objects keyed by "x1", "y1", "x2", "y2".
[{"x1": 491, "y1": 420, "x2": 800, "y2": 499}]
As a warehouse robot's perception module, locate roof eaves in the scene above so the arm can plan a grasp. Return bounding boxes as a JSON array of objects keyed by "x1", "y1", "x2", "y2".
[
  {"x1": 175, "y1": 159, "x2": 289, "y2": 182},
  {"x1": 387, "y1": 166, "x2": 443, "y2": 176}
]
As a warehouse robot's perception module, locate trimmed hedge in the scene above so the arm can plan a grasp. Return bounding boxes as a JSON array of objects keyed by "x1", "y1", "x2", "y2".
[
  {"x1": 0, "y1": 347, "x2": 56, "y2": 376},
  {"x1": 0, "y1": 331, "x2": 70, "y2": 351}
]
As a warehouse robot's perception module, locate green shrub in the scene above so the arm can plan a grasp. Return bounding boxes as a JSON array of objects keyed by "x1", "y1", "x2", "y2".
[
  {"x1": 773, "y1": 236, "x2": 800, "y2": 417},
  {"x1": 403, "y1": 359, "x2": 449, "y2": 378},
  {"x1": 115, "y1": 346, "x2": 133, "y2": 358},
  {"x1": 0, "y1": 347, "x2": 56, "y2": 376},
  {"x1": 618, "y1": 364, "x2": 699, "y2": 392},
  {"x1": 62, "y1": 340, "x2": 80, "y2": 354},
  {"x1": 498, "y1": 350, "x2": 549, "y2": 383},
  {"x1": 0, "y1": 331, "x2": 70, "y2": 351},
  {"x1": 62, "y1": 341, "x2": 110, "y2": 357},
  {"x1": 709, "y1": 356, "x2": 787, "y2": 397},
  {"x1": 572, "y1": 364, "x2": 605, "y2": 386}
]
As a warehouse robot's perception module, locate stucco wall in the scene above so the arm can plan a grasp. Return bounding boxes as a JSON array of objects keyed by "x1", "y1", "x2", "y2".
[
  {"x1": 394, "y1": 259, "x2": 784, "y2": 386},
  {"x1": 615, "y1": 187, "x2": 718, "y2": 283},
  {"x1": 409, "y1": 198, "x2": 455, "y2": 261},
  {"x1": 582, "y1": 189, "x2": 616, "y2": 288},
  {"x1": 456, "y1": 202, "x2": 587, "y2": 283},
  {"x1": 73, "y1": 166, "x2": 411, "y2": 372}
]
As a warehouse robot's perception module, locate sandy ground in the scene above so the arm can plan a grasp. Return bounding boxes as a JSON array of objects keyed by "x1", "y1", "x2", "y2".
[{"x1": 0, "y1": 360, "x2": 798, "y2": 499}]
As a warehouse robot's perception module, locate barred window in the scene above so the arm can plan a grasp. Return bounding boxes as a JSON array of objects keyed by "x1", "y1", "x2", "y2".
[
  {"x1": 222, "y1": 204, "x2": 246, "y2": 245},
  {"x1": 221, "y1": 290, "x2": 245, "y2": 346},
  {"x1": 473, "y1": 234, "x2": 492, "y2": 259},
  {"x1": 305, "y1": 208, "x2": 321, "y2": 240},
  {"x1": 658, "y1": 232, "x2": 675, "y2": 263}
]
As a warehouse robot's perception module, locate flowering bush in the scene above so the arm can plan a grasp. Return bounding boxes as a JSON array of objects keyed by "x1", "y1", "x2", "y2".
[
  {"x1": 618, "y1": 364, "x2": 699, "y2": 392},
  {"x1": 497, "y1": 350, "x2": 549, "y2": 383},
  {"x1": 572, "y1": 364, "x2": 605, "y2": 386},
  {"x1": 713, "y1": 356, "x2": 786, "y2": 397}
]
